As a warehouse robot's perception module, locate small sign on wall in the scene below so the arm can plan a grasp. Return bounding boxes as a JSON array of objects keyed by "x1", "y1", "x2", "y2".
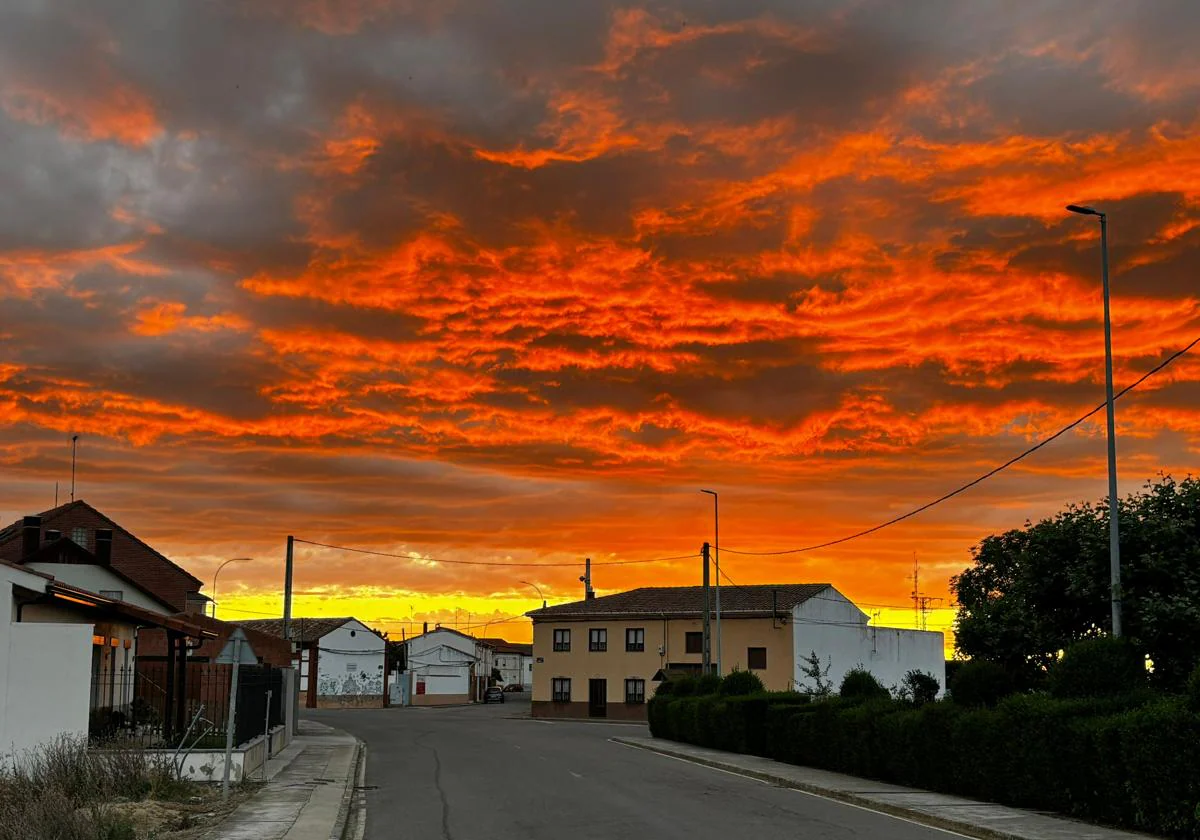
[{"x1": 346, "y1": 662, "x2": 357, "y2": 672}]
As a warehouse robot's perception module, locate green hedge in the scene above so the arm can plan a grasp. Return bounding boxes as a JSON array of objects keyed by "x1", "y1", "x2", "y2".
[{"x1": 651, "y1": 689, "x2": 1200, "y2": 836}]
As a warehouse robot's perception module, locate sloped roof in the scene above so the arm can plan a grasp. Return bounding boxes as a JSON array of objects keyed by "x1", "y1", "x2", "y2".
[
  {"x1": 526, "y1": 583, "x2": 831, "y2": 620},
  {"x1": 0, "y1": 500, "x2": 202, "y2": 611},
  {"x1": 477, "y1": 637, "x2": 532, "y2": 655},
  {"x1": 240, "y1": 616, "x2": 354, "y2": 643}
]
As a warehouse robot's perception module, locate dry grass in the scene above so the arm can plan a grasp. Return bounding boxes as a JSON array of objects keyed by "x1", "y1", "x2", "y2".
[{"x1": 0, "y1": 736, "x2": 244, "y2": 840}]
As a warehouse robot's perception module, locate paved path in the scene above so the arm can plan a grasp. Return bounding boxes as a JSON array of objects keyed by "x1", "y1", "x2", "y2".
[
  {"x1": 613, "y1": 735, "x2": 1158, "y2": 840},
  {"x1": 309, "y1": 700, "x2": 971, "y2": 840},
  {"x1": 204, "y1": 720, "x2": 359, "y2": 840}
]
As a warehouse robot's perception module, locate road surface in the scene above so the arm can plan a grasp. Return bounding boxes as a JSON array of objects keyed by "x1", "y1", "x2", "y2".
[{"x1": 308, "y1": 698, "x2": 961, "y2": 840}]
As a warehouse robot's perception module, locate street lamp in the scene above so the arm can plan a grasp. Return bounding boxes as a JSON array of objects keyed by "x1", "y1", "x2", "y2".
[
  {"x1": 519, "y1": 580, "x2": 546, "y2": 609},
  {"x1": 211, "y1": 557, "x2": 252, "y2": 620},
  {"x1": 700, "y1": 489, "x2": 721, "y2": 675},
  {"x1": 1066, "y1": 203, "x2": 1122, "y2": 637}
]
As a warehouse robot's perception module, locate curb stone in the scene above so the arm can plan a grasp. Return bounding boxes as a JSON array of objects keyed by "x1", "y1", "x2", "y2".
[
  {"x1": 609, "y1": 737, "x2": 1149, "y2": 840},
  {"x1": 330, "y1": 739, "x2": 364, "y2": 840}
]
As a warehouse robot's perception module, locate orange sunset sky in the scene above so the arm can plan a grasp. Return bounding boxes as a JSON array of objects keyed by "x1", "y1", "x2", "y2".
[{"x1": 2, "y1": 1, "x2": 1199, "y2": 652}]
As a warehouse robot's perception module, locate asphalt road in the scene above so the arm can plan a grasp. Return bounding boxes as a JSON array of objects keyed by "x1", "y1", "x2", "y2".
[{"x1": 308, "y1": 699, "x2": 960, "y2": 840}]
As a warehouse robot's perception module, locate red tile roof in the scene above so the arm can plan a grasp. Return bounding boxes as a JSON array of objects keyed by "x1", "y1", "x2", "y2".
[
  {"x1": 477, "y1": 637, "x2": 532, "y2": 655},
  {"x1": 0, "y1": 500, "x2": 202, "y2": 612},
  {"x1": 526, "y1": 583, "x2": 831, "y2": 620},
  {"x1": 240, "y1": 617, "x2": 356, "y2": 643}
]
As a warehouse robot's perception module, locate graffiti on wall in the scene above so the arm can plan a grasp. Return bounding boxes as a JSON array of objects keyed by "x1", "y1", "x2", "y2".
[{"x1": 318, "y1": 668, "x2": 384, "y2": 697}]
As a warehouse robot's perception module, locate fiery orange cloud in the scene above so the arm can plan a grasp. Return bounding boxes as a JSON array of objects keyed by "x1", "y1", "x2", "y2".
[{"x1": 2, "y1": 1, "x2": 1200, "y2": 651}]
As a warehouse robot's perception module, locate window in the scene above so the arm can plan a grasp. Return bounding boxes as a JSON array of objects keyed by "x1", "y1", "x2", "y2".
[
  {"x1": 625, "y1": 628, "x2": 645, "y2": 652},
  {"x1": 71, "y1": 527, "x2": 89, "y2": 548},
  {"x1": 589, "y1": 628, "x2": 607, "y2": 652},
  {"x1": 553, "y1": 629, "x2": 570, "y2": 651},
  {"x1": 685, "y1": 632, "x2": 703, "y2": 654},
  {"x1": 552, "y1": 678, "x2": 571, "y2": 702},
  {"x1": 748, "y1": 647, "x2": 767, "y2": 670},
  {"x1": 625, "y1": 678, "x2": 645, "y2": 704}
]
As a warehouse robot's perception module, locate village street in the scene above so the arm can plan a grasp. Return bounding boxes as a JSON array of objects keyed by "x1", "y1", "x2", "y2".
[{"x1": 309, "y1": 699, "x2": 956, "y2": 840}]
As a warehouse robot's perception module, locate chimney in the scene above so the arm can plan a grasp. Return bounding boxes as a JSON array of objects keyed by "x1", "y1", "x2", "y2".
[
  {"x1": 95, "y1": 528, "x2": 113, "y2": 565},
  {"x1": 580, "y1": 557, "x2": 595, "y2": 600},
  {"x1": 423, "y1": 621, "x2": 429, "y2": 634},
  {"x1": 45, "y1": 529, "x2": 61, "y2": 543},
  {"x1": 21, "y1": 516, "x2": 41, "y2": 559}
]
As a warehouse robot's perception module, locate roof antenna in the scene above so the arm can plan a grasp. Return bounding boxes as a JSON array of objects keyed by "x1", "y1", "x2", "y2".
[
  {"x1": 70, "y1": 434, "x2": 79, "y2": 502},
  {"x1": 55, "y1": 482, "x2": 59, "y2": 508}
]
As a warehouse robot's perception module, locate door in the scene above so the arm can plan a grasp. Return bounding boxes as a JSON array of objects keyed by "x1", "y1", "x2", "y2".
[{"x1": 588, "y1": 679, "x2": 607, "y2": 718}]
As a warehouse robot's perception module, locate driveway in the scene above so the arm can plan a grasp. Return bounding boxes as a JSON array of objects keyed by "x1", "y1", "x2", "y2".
[{"x1": 307, "y1": 699, "x2": 962, "y2": 840}]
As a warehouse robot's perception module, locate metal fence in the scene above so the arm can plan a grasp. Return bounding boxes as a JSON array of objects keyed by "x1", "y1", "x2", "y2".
[{"x1": 89, "y1": 661, "x2": 283, "y2": 749}]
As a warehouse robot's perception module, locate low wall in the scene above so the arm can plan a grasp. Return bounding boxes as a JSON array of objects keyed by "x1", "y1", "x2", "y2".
[
  {"x1": 532, "y1": 701, "x2": 647, "y2": 721},
  {"x1": 155, "y1": 724, "x2": 288, "y2": 782},
  {"x1": 316, "y1": 693, "x2": 386, "y2": 709},
  {"x1": 412, "y1": 692, "x2": 470, "y2": 707}
]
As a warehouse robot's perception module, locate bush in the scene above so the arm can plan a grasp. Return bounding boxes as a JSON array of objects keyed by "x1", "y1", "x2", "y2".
[
  {"x1": 719, "y1": 670, "x2": 765, "y2": 697},
  {"x1": 653, "y1": 679, "x2": 674, "y2": 697},
  {"x1": 839, "y1": 667, "x2": 890, "y2": 702},
  {"x1": 1188, "y1": 663, "x2": 1200, "y2": 712},
  {"x1": 949, "y1": 660, "x2": 1015, "y2": 707},
  {"x1": 1049, "y1": 636, "x2": 1146, "y2": 699},
  {"x1": 696, "y1": 674, "x2": 722, "y2": 695},
  {"x1": 670, "y1": 676, "x2": 699, "y2": 697},
  {"x1": 899, "y1": 670, "x2": 941, "y2": 705}
]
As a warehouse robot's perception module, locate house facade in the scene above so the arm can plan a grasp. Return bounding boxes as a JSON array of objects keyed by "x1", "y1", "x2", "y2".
[
  {"x1": 401, "y1": 627, "x2": 495, "y2": 705},
  {"x1": 527, "y1": 584, "x2": 944, "y2": 720},
  {"x1": 478, "y1": 638, "x2": 533, "y2": 688},
  {"x1": 243, "y1": 617, "x2": 387, "y2": 708}
]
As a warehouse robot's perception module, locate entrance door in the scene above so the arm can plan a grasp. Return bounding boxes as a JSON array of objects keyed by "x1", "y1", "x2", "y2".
[{"x1": 588, "y1": 679, "x2": 607, "y2": 718}]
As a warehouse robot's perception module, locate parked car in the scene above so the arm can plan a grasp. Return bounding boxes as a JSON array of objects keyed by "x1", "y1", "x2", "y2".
[
  {"x1": 502, "y1": 684, "x2": 524, "y2": 693},
  {"x1": 483, "y1": 686, "x2": 505, "y2": 703}
]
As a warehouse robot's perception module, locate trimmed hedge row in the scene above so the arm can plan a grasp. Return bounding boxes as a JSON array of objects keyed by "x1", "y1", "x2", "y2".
[{"x1": 649, "y1": 690, "x2": 1200, "y2": 837}]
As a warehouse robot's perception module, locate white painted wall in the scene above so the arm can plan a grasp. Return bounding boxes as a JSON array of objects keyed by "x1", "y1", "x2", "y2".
[
  {"x1": 1, "y1": 567, "x2": 94, "y2": 763},
  {"x1": 24, "y1": 564, "x2": 168, "y2": 614},
  {"x1": 315, "y1": 619, "x2": 385, "y2": 698},
  {"x1": 494, "y1": 653, "x2": 526, "y2": 686},
  {"x1": 792, "y1": 588, "x2": 944, "y2": 696},
  {"x1": 406, "y1": 629, "x2": 479, "y2": 699}
]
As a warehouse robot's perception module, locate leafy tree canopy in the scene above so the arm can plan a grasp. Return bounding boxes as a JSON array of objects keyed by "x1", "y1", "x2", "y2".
[{"x1": 952, "y1": 474, "x2": 1200, "y2": 690}]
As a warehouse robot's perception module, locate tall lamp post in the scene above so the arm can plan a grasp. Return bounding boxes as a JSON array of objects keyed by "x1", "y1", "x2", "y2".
[
  {"x1": 211, "y1": 557, "x2": 251, "y2": 620},
  {"x1": 1067, "y1": 203, "x2": 1122, "y2": 637},
  {"x1": 700, "y1": 489, "x2": 721, "y2": 674},
  {"x1": 520, "y1": 580, "x2": 546, "y2": 609}
]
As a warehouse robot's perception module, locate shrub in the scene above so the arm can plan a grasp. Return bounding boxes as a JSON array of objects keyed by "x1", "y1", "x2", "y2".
[
  {"x1": 1188, "y1": 662, "x2": 1200, "y2": 712},
  {"x1": 670, "y1": 676, "x2": 699, "y2": 697},
  {"x1": 653, "y1": 679, "x2": 674, "y2": 697},
  {"x1": 898, "y1": 670, "x2": 941, "y2": 705},
  {"x1": 1049, "y1": 636, "x2": 1146, "y2": 699},
  {"x1": 949, "y1": 660, "x2": 1014, "y2": 707},
  {"x1": 839, "y1": 667, "x2": 889, "y2": 702},
  {"x1": 719, "y1": 670, "x2": 765, "y2": 697},
  {"x1": 696, "y1": 673, "x2": 722, "y2": 695}
]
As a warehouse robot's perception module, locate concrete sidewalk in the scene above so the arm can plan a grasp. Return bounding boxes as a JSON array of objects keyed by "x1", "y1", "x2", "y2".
[
  {"x1": 204, "y1": 719, "x2": 361, "y2": 840},
  {"x1": 611, "y1": 736, "x2": 1156, "y2": 840}
]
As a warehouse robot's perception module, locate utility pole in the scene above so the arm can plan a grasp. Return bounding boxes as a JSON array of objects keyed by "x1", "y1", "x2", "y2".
[
  {"x1": 701, "y1": 542, "x2": 711, "y2": 674},
  {"x1": 70, "y1": 434, "x2": 78, "y2": 502},
  {"x1": 910, "y1": 553, "x2": 919, "y2": 629},
  {"x1": 579, "y1": 557, "x2": 594, "y2": 600},
  {"x1": 283, "y1": 535, "x2": 294, "y2": 642}
]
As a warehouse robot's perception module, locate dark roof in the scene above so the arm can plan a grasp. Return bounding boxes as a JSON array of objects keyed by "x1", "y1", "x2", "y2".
[
  {"x1": 477, "y1": 637, "x2": 532, "y2": 655},
  {"x1": 21, "y1": 537, "x2": 179, "y2": 613},
  {"x1": 240, "y1": 617, "x2": 355, "y2": 643},
  {"x1": 0, "y1": 500, "x2": 202, "y2": 611},
  {"x1": 526, "y1": 584, "x2": 831, "y2": 620}
]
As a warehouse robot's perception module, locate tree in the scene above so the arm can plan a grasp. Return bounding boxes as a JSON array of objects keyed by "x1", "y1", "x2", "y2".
[
  {"x1": 798, "y1": 650, "x2": 833, "y2": 698},
  {"x1": 952, "y1": 474, "x2": 1200, "y2": 690},
  {"x1": 897, "y1": 670, "x2": 941, "y2": 705},
  {"x1": 839, "y1": 667, "x2": 889, "y2": 701}
]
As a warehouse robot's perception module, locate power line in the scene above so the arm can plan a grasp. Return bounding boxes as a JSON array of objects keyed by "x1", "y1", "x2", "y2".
[
  {"x1": 723, "y1": 335, "x2": 1200, "y2": 556},
  {"x1": 293, "y1": 538, "x2": 698, "y2": 568}
]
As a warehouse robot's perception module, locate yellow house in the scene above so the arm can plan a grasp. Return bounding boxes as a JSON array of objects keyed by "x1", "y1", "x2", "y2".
[{"x1": 527, "y1": 583, "x2": 827, "y2": 720}]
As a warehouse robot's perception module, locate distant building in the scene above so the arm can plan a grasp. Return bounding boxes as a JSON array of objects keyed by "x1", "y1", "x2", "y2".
[
  {"x1": 478, "y1": 638, "x2": 533, "y2": 688},
  {"x1": 243, "y1": 617, "x2": 386, "y2": 708},
  {"x1": 526, "y1": 584, "x2": 944, "y2": 720},
  {"x1": 400, "y1": 627, "x2": 495, "y2": 705}
]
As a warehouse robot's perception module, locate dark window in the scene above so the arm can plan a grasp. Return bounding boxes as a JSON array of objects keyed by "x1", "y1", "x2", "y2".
[
  {"x1": 589, "y1": 628, "x2": 607, "y2": 652},
  {"x1": 748, "y1": 647, "x2": 767, "y2": 670},
  {"x1": 666, "y1": 662, "x2": 704, "y2": 675},
  {"x1": 625, "y1": 627, "x2": 645, "y2": 652},
  {"x1": 685, "y1": 632, "x2": 703, "y2": 654},
  {"x1": 625, "y1": 678, "x2": 646, "y2": 704},
  {"x1": 553, "y1": 629, "x2": 570, "y2": 652},
  {"x1": 552, "y1": 678, "x2": 571, "y2": 702}
]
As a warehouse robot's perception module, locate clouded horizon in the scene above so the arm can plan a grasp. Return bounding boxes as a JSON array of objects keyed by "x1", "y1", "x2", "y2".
[{"x1": 2, "y1": 0, "x2": 1198, "y2": 644}]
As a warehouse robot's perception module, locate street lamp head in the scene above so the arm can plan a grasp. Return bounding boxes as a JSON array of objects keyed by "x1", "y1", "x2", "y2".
[
  {"x1": 700, "y1": 488, "x2": 717, "y2": 496},
  {"x1": 1066, "y1": 204, "x2": 1102, "y2": 217}
]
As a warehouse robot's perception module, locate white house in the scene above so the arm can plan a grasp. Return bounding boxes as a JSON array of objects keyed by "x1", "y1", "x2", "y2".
[
  {"x1": 402, "y1": 627, "x2": 495, "y2": 705},
  {"x1": 479, "y1": 638, "x2": 533, "y2": 689},
  {"x1": 791, "y1": 588, "x2": 945, "y2": 696},
  {"x1": 243, "y1": 617, "x2": 387, "y2": 708}
]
